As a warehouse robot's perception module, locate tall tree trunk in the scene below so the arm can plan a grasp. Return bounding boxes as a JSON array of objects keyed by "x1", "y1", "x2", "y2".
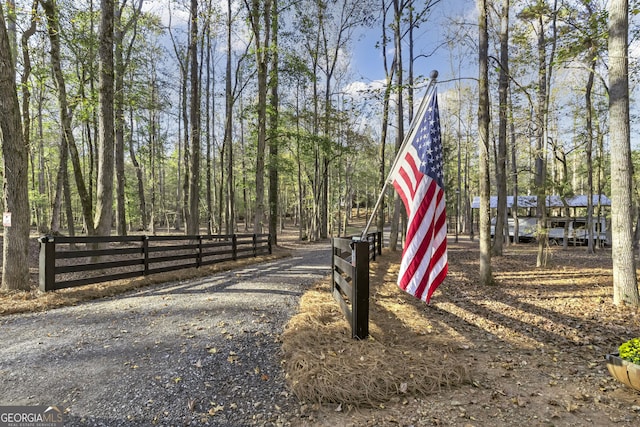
[
  {"x1": 129, "y1": 109, "x2": 147, "y2": 230},
  {"x1": 168, "y1": 9, "x2": 188, "y2": 231},
  {"x1": 63, "y1": 164, "x2": 74, "y2": 236},
  {"x1": 295, "y1": 84, "x2": 305, "y2": 239},
  {"x1": 187, "y1": 0, "x2": 201, "y2": 235},
  {"x1": 534, "y1": 11, "x2": 548, "y2": 267},
  {"x1": 182, "y1": 50, "x2": 190, "y2": 232},
  {"x1": 493, "y1": 0, "x2": 510, "y2": 256},
  {"x1": 585, "y1": 24, "x2": 597, "y2": 253},
  {"x1": 94, "y1": 0, "x2": 116, "y2": 237},
  {"x1": 21, "y1": 2, "x2": 39, "y2": 229},
  {"x1": 609, "y1": 0, "x2": 639, "y2": 306},
  {"x1": 37, "y1": 82, "x2": 47, "y2": 233},
  {"x1": 205, "y1": 3, "x2": 214, "y2": 235},
  {"x1": 478, "y1": 0, "x2": 493, "y2": 286},
  {"x1": 509, "y1": 88, "x2": 520, "y2": 243},
  {"x1": 377, "y1": 0, "x2": 394, "y2": 240},
  {"x1": 114, "y1": 4, "x2": 126, "y2": 236},
  {"x1": 5, "y1": 0, "x2": 17, "y2": 58},
  {"x1": 532, "y1": 2, "x2": 553, "y2": 266},
  {"x1": 585, "y1": 59, "x2": 595, "y2": 253},
  {"x1": 245, "y1": 0, "x2": 271, "y2": 234},
  {"x1": 149, "y1": 87, "x2": 157, "y2": 234},
  {"x1": 0, "y1": 2, "x2": 30, "y2": 291},
  {"x1": 377, "y1": 58, "x2": 395, "y2": 236},
  {"x1": 241, "y1": 107, "x2": 250, "y2": 230},
  {"x1": 224, "y1": 0, "x2": 235, "y2": 234},
  {"x1": 113, "y1": 0, "x2": 142, "y2": 235},
  {"x1": 49, "y1": 133, "x2": 66, "y2": 235},
  {"x1": 268, "y1": 0, "x2": 279, "y2": 245},
  {"x1": 389, "y1": 0, "x2": 405, "y2": 251},
  {"x1": 535, "y1": 0, "x2": 558, "y2": 266},
  {"x1": 41, "y1": 0, "x2": 95, "y2": 234}
]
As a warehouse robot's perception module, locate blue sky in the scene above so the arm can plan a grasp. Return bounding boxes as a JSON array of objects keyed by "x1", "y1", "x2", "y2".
[{"x1": 349, "y1": 0, "x2": 476, "y2": 87}]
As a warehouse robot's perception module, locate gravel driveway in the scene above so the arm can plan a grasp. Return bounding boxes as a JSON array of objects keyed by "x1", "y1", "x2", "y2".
[{"x1": 0, "y1": 243, "x2": 330, "y2": 426}]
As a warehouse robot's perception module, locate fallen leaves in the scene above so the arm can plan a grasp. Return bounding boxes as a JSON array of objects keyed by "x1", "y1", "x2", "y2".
[
  {"x1": 227, "y1": 351, "x2": 238, "y2": 364},
  {"x1": 208, "y1": 403, "x2": 224, "y2": 416}
]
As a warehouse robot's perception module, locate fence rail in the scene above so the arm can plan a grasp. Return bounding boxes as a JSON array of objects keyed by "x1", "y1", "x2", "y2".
[
  {"x1": 358, "y1": 231, "x2": 382, "y2": 261},
  {"x1": 39, "y1": 233, "x2": 271, "y2": 291}
]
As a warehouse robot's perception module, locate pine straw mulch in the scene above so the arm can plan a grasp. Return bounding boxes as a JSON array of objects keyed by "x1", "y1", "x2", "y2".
[{"x1": 281, "y1": 248, "x2": 471, "y2": 408}]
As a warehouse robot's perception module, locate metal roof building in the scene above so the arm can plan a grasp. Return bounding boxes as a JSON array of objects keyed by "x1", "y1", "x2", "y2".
[{"x1": 471, "y1": 195, "x2": 611, "y2": 209}]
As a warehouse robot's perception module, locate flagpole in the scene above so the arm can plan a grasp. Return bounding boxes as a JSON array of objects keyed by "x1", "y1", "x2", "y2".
[{"x1": 360, "y1": 70, "x2": 439, "y2": 241}]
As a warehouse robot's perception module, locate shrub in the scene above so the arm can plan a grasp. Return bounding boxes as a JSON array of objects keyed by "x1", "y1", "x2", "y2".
[{"x1": 619, "y1": 338, "x2": 640, "y2": 365}]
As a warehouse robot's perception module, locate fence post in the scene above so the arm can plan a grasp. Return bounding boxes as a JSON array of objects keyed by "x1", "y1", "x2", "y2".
[
  {"x1": 143, "y1": 236, "x2": 149, "y2": 276},
  {"x1": 252, "y1": 234, "x2": 257, "y2": 257},
  {"x1": 197, "y1": 235, "x2": 203, "y2": 267},
  {"x1": 331, "y1": 238, "x2": 336, "y2": 295},
  {"x1": 377, "y1": 231, "x2": 383, "y2": 255},
  {"x1": 351, "y1": 240, "x2": 369, "y2": 339},
  {"x1": 38, "y1": 236, "x2": 55, "y2": 291},
  {"x1": 232, "y1": 234, "x2": 238, "y2": 260},
  {"x1": 268, "y1": 234, "x2": 272, "y2": 254},
  {"x1": 369, "y1": 234, "x2": 376, "y2": 261}
]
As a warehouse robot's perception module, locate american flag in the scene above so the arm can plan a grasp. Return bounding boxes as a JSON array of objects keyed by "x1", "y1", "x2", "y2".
[{"x1": 390, "y1": 87, "x2": 448, "y2": 303}]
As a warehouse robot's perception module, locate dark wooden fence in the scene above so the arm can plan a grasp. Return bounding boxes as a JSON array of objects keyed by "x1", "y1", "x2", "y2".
[
  {"x1": 39, "y1": 233, "x2": 271, "y2": 291},
  {"x1": 331, "y1": 232, "x2": 382, "y2": 339},
  {"x1": 365, "y1": 231, "x2": 383, "y2": 261}
]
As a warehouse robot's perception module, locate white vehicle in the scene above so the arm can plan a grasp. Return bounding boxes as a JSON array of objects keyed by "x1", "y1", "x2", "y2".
[
  {"x1": 547, "y1": 217, "x2": 609, "y2": 246},
  {"x1": 491, "y1": 216, "x2": 537, "y2": 242}
]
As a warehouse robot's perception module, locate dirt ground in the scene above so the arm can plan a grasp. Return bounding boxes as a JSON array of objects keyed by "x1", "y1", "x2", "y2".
[
  {"x1": 2, "y1": 231, "x2": 640, "y2": 426},
  {"x1": 288, "y1": 240, "x2": 640, "y2": 426}
]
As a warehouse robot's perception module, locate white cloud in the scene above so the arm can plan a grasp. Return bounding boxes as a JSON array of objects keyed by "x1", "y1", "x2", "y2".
[{"x1": 342, "y1": 79, "x2": 386, "y2": 98}]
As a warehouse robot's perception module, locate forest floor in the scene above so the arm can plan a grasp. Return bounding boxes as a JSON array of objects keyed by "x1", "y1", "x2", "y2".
[{"x1": 2, "y1": 229, "x2": 640, "y2": 426}]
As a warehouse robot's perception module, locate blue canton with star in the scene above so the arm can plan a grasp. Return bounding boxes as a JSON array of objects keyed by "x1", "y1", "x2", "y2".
[{"x1": 412, "y1": 89, "x2": 444, "y2": 189}]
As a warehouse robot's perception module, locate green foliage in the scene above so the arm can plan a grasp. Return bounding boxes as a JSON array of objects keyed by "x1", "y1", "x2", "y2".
[{"x1": 619, "y1": 338, "x2": 640, "y2": 365}]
